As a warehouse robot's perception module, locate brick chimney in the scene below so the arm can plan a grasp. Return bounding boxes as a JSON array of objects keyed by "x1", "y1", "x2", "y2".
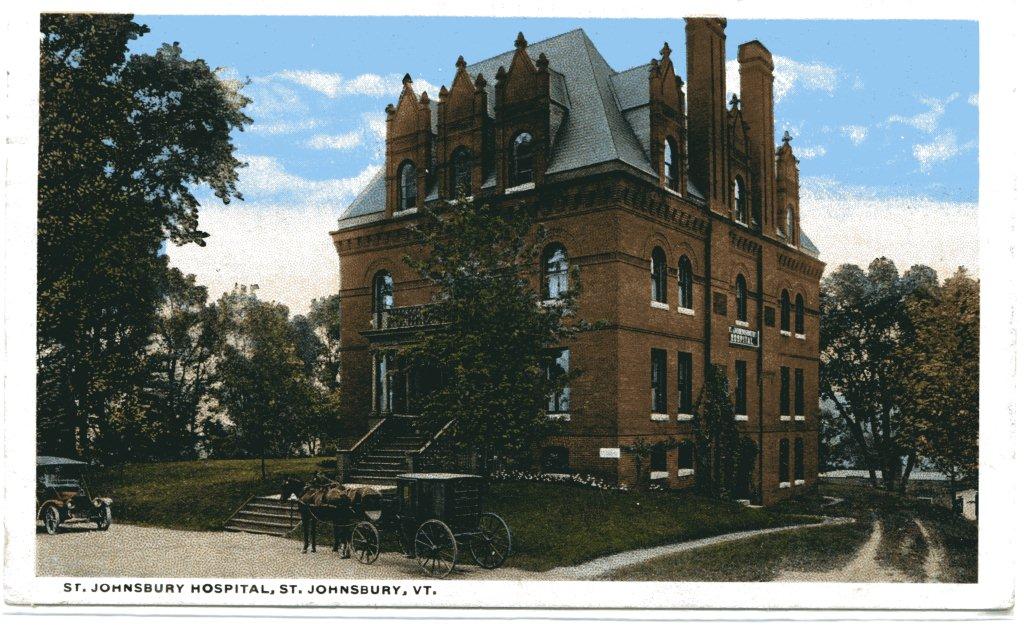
[
  {"x1": 738, "y1": 40, "x2": 775, "y2": 233},
  {"x1": 685, "y1": 17, "x2": 728, "y2": 214}
]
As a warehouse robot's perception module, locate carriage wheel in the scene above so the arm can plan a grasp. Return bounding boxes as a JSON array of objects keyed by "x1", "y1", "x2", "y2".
[
  {"x1": 414, "y1": 519, "x2": 458, "y2": 578},
  {"x1": 42, "y1": 505, "x2": 60, "y2": 535},
  {"x1": 469, "y1": 512, "x2": 512, "y2": 569},
  {"x1": 349, "y1": 521, "x2": 380, "y2": 564}
]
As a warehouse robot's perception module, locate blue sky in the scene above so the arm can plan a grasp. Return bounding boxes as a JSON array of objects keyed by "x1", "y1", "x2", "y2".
[{"x1": 132, "y1": 17, "x2": 979, "y2": 315}]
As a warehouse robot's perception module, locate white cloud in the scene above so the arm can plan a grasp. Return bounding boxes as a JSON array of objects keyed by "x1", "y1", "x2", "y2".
[
  {"x1": 968, "y1": 93, "x2": 979, "y2": 107},
  {"x1": 307, "y1": 131, "x2": 363, "y2": 150},
  {"x1": 912, "y1": 130, "x2": 974, "y2": 170},
  {"x1": 793, "y1": 145, "x2": 827, "y2": 159},
  {"x1": 727, "y1": 56, "x2": 839, "y2": 103},
  {"x1": 170, "y1": 158, "x2": 382, "y2": 315},
  {"x1": 800, "y1": 177, "x2": 977, "y2": 279},
  {"x1": 276, "y1": 70, "x2": 439, "y2": 99},
  {"x1": 248, "y1": 118, "x2": 322, "y2": 135},
  {"x1": 839, "y1": 125, "x2": 868, "y2": 146},
  {"x1": 887, "y1": 93, "x2": 959, "y2": 133}
]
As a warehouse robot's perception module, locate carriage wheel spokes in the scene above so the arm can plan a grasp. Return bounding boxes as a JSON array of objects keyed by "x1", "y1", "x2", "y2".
[
  {"x1": 414, "y1": 519, "x2": 457, "y2": 578},
  {"x1": 349, "y1": 521, "x2": 380, "y2": 564},
  {"x1": 469, "y1": 512, "x2": 512, "y2": 569}
]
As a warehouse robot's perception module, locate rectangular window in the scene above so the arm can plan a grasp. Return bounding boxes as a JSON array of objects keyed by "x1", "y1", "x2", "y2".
[
  {"x1": 795, "y1": 368, "x2": 805, "y2": 416},
  {"x1": 677, "y1": 351, "x2": 693, "y2": 413},
  {"x1": 651, "y1": 349, "x2": 667, "y2": 413},
  {"x1": 677, "y1": 441, "x2": 694, "y2": 471},
  {"x1": 780, "y1": 366, "x2": 790, "y2": 416},
  {"x1": 764, "y1": 306, "x2": 775, "y2": 327},
  {"x1": 713, "y1": 292, "x2": 728, "y2": 316},
  {"x1": 734, "y1": 360, "x2": 747, "y2": 416},
  {"x1": 546, "y1": 349, "x2": 570, "y2": 414}
]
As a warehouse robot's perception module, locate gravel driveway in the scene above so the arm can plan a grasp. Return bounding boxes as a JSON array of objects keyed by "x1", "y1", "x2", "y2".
[{"x1": 36, "y1": 524, "x2": 542, "y2": 581}]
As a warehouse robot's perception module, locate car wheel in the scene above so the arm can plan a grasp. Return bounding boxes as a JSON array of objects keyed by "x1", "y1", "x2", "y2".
[
  {"x1": 96, "y1": 505, "x2": 112, "y2": 531},
  {"x1": 42, "y1": 505, "x2": 60, "y2": 535}
]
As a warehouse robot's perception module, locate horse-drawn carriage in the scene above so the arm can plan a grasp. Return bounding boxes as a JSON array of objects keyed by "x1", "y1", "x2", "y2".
[{"x1": 283, "y1": 472, "x2": 512, "y2": 579}]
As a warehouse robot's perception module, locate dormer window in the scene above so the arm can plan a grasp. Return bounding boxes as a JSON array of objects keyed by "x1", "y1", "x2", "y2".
[
  {"x1": 510, "y1": 131, "x2": 534, "y2": 187},
  {"x1": 663, "y1": 138, "x2": 679, "y2": 192},
  {"x1": 733, "y1": 177, "x2": 748, "y2": 224},
  {"x1": 399, "y1": 161, "x2": 417, "y2": 210},
  {"x1": 451, "y1": 147, "x2": 472, "y2": 197}
]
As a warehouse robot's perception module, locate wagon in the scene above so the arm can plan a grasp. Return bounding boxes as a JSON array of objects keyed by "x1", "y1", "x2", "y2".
[
  {"x1": 346, "y1": 473, "x2": 512, "y2": 578},
  {"x1": 36, "y1": 456, "x2": 113, "y2": 534}
]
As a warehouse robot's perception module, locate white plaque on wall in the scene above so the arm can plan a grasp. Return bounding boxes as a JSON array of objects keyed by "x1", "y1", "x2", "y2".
[{"x1": 599, "y1": 447, "x2": 621, "y2": 459}]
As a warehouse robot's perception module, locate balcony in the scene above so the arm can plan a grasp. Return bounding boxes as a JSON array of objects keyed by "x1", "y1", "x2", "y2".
[{"x1": 364, "y1": 304, "x2": 450, "y2": 343}]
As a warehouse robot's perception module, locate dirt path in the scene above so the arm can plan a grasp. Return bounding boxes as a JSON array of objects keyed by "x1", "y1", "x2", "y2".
[{"x1": 914, "y1": 518, "x2": 949, "y2": 582}]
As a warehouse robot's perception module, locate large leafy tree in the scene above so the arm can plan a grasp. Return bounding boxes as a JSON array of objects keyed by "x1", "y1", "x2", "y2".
[
  {"x1": 691, "y1": 366, "x2": 755, "y2": 499},
  {"x1": 898, "y1": 268, "x2": 979, "y2": 499},
  {"x1": 37, "y1": 14, "x2": 250, "y2": 457},
  {"x1": 403, "y1": 197, "x2": 585, "y2": 477},
  {"x1": 819, "y1": 258, "x2": 939, "y2": 489}
]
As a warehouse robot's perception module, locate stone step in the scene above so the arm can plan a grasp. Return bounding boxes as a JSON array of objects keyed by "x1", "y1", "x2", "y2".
[
  {"x1": 235, "y1": 509, "x2": 298, "y2": 522},
  {"x1": 225, "y1": 521, "x2": 290, "y2": 537},
  {"x1": 231, "y1": 514, "x2": 297, "y2": 528},
  {"x1": 347, "y1": 475, "x2": 399, "y2": 485}
]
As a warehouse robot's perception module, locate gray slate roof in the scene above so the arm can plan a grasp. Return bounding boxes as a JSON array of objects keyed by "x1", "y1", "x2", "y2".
[{"x1": 337, "y1": 29, "x2": 819, "y2": 257}]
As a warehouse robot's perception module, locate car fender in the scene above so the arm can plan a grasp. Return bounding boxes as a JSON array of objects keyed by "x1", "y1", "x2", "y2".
[
  {"x1": 92, "y1": 497, "x2": 113, "y2": 507},
  {"x1": 37, "y1": 500, "x2": 65, "y2": 519}
]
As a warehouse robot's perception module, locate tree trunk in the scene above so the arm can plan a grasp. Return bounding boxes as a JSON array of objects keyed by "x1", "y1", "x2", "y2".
[{"x1": 899, "y1": 452, "x2": 917, "y2": 493}]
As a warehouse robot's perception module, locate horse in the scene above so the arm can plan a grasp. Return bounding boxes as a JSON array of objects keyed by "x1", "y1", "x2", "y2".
[{"x1": 279, "y1": 475, "x2": 382, "y2": 556}]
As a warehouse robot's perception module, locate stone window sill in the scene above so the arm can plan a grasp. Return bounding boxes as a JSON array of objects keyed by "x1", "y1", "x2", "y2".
[
  {"x1": 665, "y1": 187, "x2": 683, "y2": 198},
  {"x1": 780, "y1": 329, "x2": 792, "y2": 337},
  {"x1": 781, "y1": 415, "x2": 791, "y2": 421},
  {"x1": 547, "y1": 413, "x2": 571, "y2": 422},
  {"x1": 735, "y1": 320, "x2": 750, "y2": 328},
  {"x1": 650, "y1": 301, "x2": 670, "y2": 310},
  {"x1": 779, "y1": 481, "x2": 791, "y2": 489},
  {"x1": 505, "y1": 182, "x2": 535, "y2": 194},
  {"x1": 650, "y1": 471, "x2": 669, "y2": 480},
  {"x1": 651, "y1": 413, "x2": 670, "y2": 422},
  {"x1": 734, "y1": 414, "x2": 749, "y2": 422},
  {"x1": 447, "y1": 195, "x2": 474, "y2": 204},
  {"x1": 795, "y1": 333, "x2": 806, "y2": 340},
  {"x1": 677, "y1": 469, "x2": 695, "y2": 477},
  {"x1": 677, "y1": 306, "x2": 695, "y2": 316},
  {"x1": 394, "y1": 207, "x2": 418, "y2": 217},
  {"x1": 541, "y1": 298, "x2": 565, "y2": 307},
  {"x1": 795, "y1": 415, "x2": 806, "y2": 421},
  {"x1": 677, "y1": 413, "x2": 693, "y2": 422},
  {"x1": 795, "y1": 479, "x2": 806, "y2": 485}
]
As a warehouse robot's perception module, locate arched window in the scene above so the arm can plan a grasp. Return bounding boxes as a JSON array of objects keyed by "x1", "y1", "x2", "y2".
[
  {"x1": 735, "y1": 275, "x2": 748, "y2": 322},
  {"x1": 733, "y1": 177, "x2": 747, "y2": 224},
  {"x1": 794, "y1": 437, "x2": 805, "y2": 481},
  {"x1": 650, "y1": 247, "x2": 667, "y2": 303},
  {"x1": 450, "y1": 147, "x2": 472, "y2": 196},
  {"x1": 780, "y1": 289, "x2": 791, "y2": 332},
  {"x1": 678, "y1": 256, "x2": 693, "y2": 310},
  {"x1": 543, "y1": 244, "x2": 569, "y2": 300},
  {"x1": 663, "y1": 138, "x2": 679, "y2": 192},
  {"x1": 785, "y1": 204, "x2": 795, "y2": 243},
  {"x1": 510, "y1": 131, "x2": 534, "y2": 187},
  {"x1": 399, "y1": 161, "x2": 416, "y2": 210},
  {"x1": 795, "y1": 293, "x2": 805, "y2": 335},
  {"x1": 779, "y1": 438, "x2": 790, "y2": 484},
  {"x1": 373, "y1": 270, "x2": 394, "y2": 314}
]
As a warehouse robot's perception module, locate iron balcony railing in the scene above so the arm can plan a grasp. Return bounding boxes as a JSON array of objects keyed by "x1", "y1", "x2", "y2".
[{"x1": 373, "y1": 304, "x2": 450, "y2": 331}]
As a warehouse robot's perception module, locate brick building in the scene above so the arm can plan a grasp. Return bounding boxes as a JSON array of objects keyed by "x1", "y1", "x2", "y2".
[{"x1": 330, "y1": 18, "x2": 824, "y2": 504}]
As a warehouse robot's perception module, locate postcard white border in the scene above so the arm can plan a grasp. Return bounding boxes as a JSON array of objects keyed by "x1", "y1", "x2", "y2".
[{"x1": 3, "y1": 0, "x2": 1018, "y2": 614}]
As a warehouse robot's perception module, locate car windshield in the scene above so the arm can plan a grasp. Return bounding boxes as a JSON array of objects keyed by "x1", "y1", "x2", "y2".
[{"x1": 38, "y1": 465, "x2": 82, "y2": 489}]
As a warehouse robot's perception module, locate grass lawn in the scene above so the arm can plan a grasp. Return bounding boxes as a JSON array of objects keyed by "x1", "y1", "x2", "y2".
[
  {"x1": 601, "y1": 521, "x2": 872, "y2": 581},
  {"x1": 88, "y1": 459, "x2": 801, "y2": 572}
]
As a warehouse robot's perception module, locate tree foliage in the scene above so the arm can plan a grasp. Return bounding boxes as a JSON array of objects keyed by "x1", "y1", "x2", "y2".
[
  {"x1": 691, "y1": 366, "x2": 755, "y2": 499},
  {"x1": 403, "y1": 197, "x2": 588, "y2": 476},
  {"x1": 37, "y1": 14, "x2": 250, "y2": 457}
]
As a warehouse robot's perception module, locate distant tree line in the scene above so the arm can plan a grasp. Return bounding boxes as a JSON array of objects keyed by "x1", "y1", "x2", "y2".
[{"x1": 819, "y1": 258, "x2": 979, "y2": 498}]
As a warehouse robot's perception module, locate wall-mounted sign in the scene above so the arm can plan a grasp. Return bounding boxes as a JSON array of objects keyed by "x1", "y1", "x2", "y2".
[
  {"x1": 599, "y1": 447, "x2": 621, "y2": 459},
  {"x1": 729, "y1": 326, "x2": 760, "y2": 348}
]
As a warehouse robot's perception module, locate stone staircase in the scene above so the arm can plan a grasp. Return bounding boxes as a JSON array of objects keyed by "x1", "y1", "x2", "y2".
[
  {"x1": 341, "y1": 416, "x2": 456, "y2": 485},
  {"x1": 224, "y1": 495, "x2": 301, "y2": 536}
]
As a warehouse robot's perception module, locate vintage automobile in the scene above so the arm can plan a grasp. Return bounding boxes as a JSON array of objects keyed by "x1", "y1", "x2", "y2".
[{"x1": 36, "y1": 456, "x2": 113, "y2": 534}]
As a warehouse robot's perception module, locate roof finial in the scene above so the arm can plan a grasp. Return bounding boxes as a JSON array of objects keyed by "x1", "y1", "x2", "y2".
[
  {"x1": 782, "y1": 129, "x2": 793, "y2": 144},
  {"x1": 515, "y1": 32, "x2": 528, "y2": 49},
  {"x1": 536, "y1": 52, "x2": 549, "y2": 70},
  {"x1": 660, "y1": 41, "x2": 672, "y2": 60},
  {"x1": 729, "y1": 93, "x2": 740, "y2": 110},
  {"x1": 455, "y1": 55, "x2": 466, "y2": 70},
  {"x1": 475, "y1": 72, "x2": 487, "y2": 89},
  {"x1": 402, "y1": 73, "x2": 413, "y2": 86}
]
